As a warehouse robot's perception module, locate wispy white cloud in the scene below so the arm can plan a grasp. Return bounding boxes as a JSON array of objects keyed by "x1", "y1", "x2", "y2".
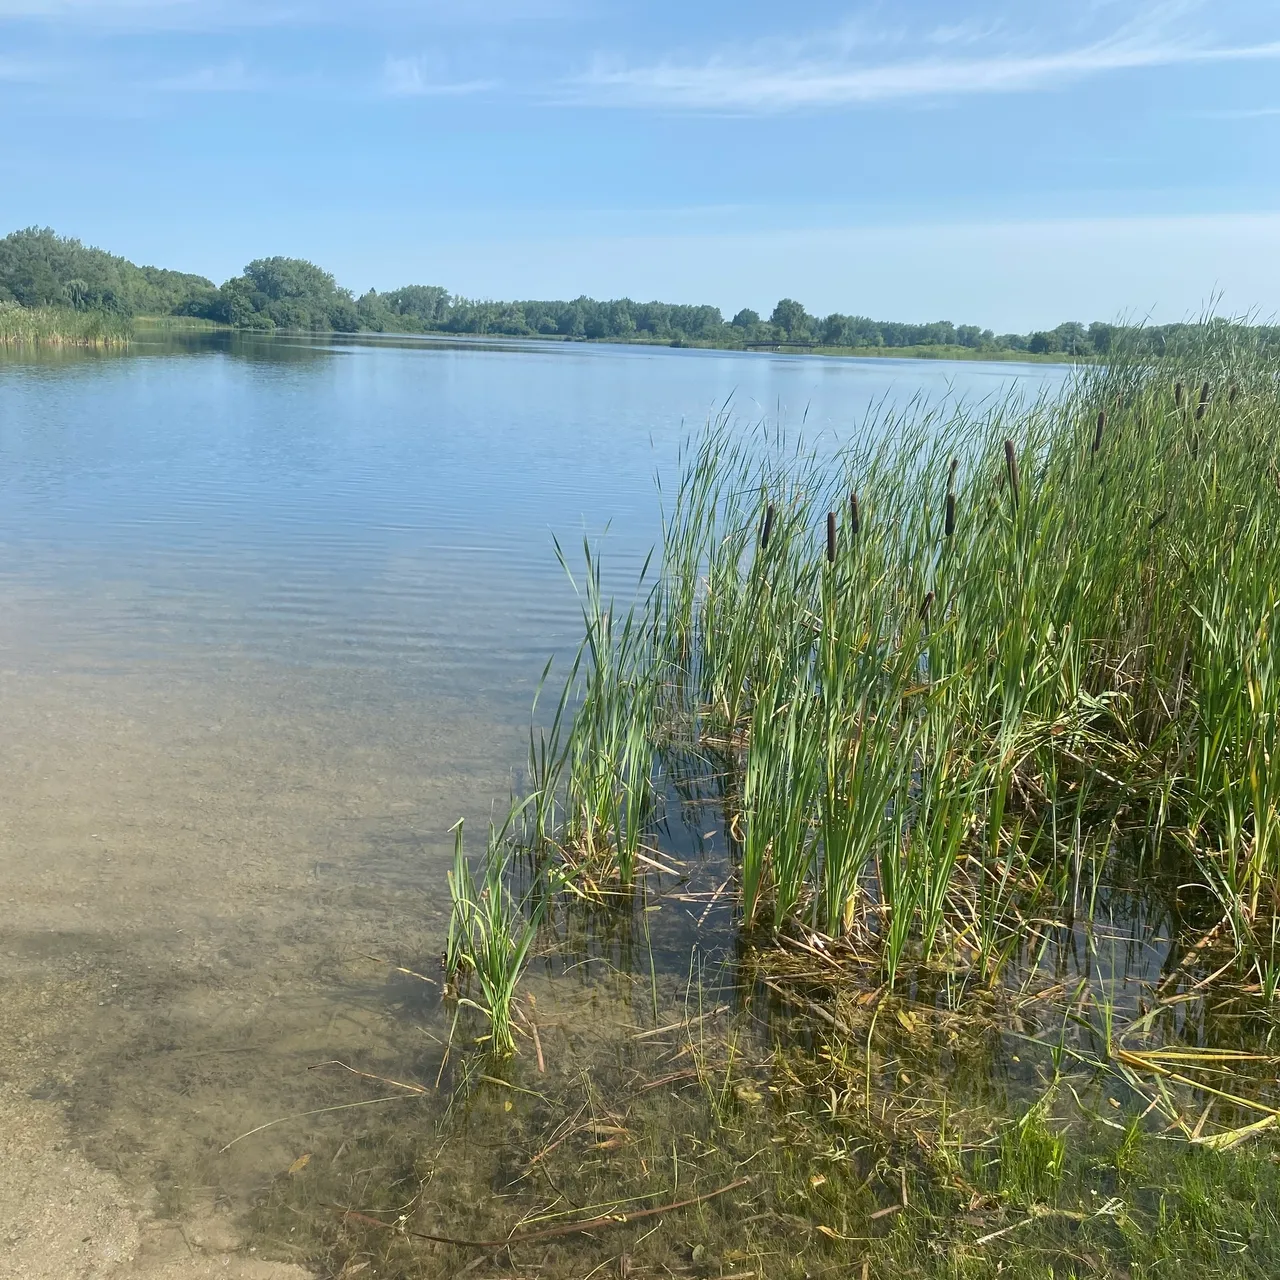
[
  {"x1": 568, "y1": 13, "x2": 1280, "y2": 113},
  {"x1": 154, "y1": 58, "x2": 264, "y2": 93},
  {"x1": 382, "y1": 55, "x2": 495, "y2": 98}
]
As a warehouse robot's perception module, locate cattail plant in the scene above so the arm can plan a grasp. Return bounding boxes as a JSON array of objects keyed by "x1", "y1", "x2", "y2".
[
  {"x1": 944, "y1": 457, "x2": 958, "y2": 537},
  {"x1": 1175, "y1": 381, "x2": 1185, "y2": 408},
  {"x1": 1092, "y1": 410, "x2": 1106, "y2": 455},
  {"x1": 850, "y1": 491, "x2": 860, "y2": 536},
  {"x1": 826, "y1": 511, "x2": 836, "y2": 563},
  {"x1": 1196, "y1": 381, "x2": 1211, "y2": 421},
  {"x1": 760, "y1": 502, "x2": 775, "y2": 549},
  {"x1": 1004, "y1": 439, "x2": 1020, "y2": 508}
]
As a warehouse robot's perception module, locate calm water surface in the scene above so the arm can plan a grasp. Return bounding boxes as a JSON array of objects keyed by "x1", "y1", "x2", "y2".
[
  {"x1": 0, "y1": 332, "x2": 1066, "y2": 694},
  {"x1": 0, "y1": 332, "x2": 1068, "y2": 1263}
]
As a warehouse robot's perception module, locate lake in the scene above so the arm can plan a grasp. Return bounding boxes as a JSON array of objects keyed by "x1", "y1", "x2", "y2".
[{"x1": 0, "y1": 332, "x2": 1068, "y2": 1277}]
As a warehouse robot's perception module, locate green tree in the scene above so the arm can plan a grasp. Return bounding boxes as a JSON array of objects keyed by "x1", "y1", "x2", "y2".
[
  {"x1": 770, "y1": 298, "x2": 813, "y2": 339},
  {"x1": 213, "y1": 256, "x2": 359, "y2": 330},
  {"x1": 0, "y1": 227, "x2": 216, "y2": 317}
]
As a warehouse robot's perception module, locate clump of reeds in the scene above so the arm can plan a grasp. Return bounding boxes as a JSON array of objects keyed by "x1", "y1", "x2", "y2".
[
  {"x1": 444, "y1": 818, "x2": 544, "y2": 1056},
  {"x1": 471, "y1": 316, "x2": 1280, "y2": 1004},
  {"x1": 0, "y1": 303, "x2": 132, "y2": 347}
]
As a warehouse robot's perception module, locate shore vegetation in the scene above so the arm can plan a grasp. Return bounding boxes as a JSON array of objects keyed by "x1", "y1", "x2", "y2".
[
  {"x1": 0, "y1": 301, "x2": 132, "y2": 346},
  {"x1": 8, "y1": 226, "x2": 1278, "y2": 364}
]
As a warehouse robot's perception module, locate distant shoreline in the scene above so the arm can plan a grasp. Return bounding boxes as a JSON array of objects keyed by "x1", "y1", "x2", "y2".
[{"x1": 145, "y1": 319, "x2": 1082, "y2": 366}]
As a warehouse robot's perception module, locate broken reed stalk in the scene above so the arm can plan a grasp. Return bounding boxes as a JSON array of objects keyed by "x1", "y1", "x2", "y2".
[
  {"x1": 331, "y1": 1177, "x2": 753, "y2": 1250},
  {"x1": 826, "y1": 511, "x2": 836, "y2": 563},
  {"x1": 1004, "y1": 439, "x2": 1020, "y2": 508}
]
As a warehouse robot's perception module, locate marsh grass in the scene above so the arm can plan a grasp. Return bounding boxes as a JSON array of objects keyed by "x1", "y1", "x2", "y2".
[
  {"x1": 0, "y1": 303, "x2": 132, "y2": 346},
  {"x1": 508, "y1": 319, "x2": 1280, "y2": 998},
  {"x1": 444, "y1": 817, "x2": 544, "y2": 1057}
]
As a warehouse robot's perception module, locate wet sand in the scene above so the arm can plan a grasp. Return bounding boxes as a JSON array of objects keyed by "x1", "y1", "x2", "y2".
[{"x1": 0, "y1": 641, "x2": 520, "y2": 1277}]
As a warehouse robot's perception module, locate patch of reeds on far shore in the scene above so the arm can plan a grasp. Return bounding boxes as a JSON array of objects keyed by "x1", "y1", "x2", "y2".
[{"x1": 0, "y1": 303, "x2": 132, "y2": 347}]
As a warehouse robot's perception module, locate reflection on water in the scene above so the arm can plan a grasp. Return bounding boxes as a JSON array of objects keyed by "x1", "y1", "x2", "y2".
[{"x1": 0, "y1": 333, "x2": 1069, "y2": 1265}]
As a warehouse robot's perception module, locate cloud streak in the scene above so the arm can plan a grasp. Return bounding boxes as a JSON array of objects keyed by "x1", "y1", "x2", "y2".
[
  {"x1": 569, "y1": 27, "x2": 1280, "y2": 113},
  {"x1": 154, "y1": 58, "x2": 265, "y2": 93},
  {"x1": 382, "y1": 56, "x2": 496, "y2": 97}
]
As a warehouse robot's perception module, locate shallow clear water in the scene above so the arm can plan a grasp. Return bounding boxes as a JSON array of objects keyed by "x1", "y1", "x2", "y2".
[{"x1": 0, "y1": 332, "x2": 1069, "y2": 1262}]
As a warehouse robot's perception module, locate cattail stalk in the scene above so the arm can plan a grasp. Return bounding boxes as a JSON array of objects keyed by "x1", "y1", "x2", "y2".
[
  {"x1": 1004, "y1": 440, "x2": 1020, "y2": 509},
  {"x1": 760, "y1": 503, "x2": 775, "y2": 549},
  {"x1": 1092, "y1": 410, "x2": 1106, "y2": 455},
  {"x1": 1196, "y1": 381, "x2": 1211, "y2": 421},
  {"x1": 918, "y1": 591, "x2": 935, "y2": 623},
  {"x1": 1175, "y1": 381, "x2": 1185, "y2": 408},
  {"x1": 826, "y1": 511, "x2": 836, "y2": 563},
  {"x1": 944, "y1": 457, "x2": 957, "y2": 537},
  {"x1": 850, "y1": 492, "x2": 860, "y2": 536}
]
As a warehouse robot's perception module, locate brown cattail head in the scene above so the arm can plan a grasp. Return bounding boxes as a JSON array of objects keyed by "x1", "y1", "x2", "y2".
[
  {"x1": 1175, "y1": 381, "x2": 1185, "y2": 408},
  {"x1": 1092, "y1": 409, "x2": 1106, "y2": 455},
  {"x1": 850, "y1": 492, "x2": 860, "y2": 536},
  {"x1": 1196, "y1": 381, "x2": 1211, "y2": 420},
  {"x1": 760, "y1": 503, "x2": 775, "y2": 549},
  {"x1": 1229, "y1": 382, "x2": 1239, "y2": 406},
  {"x1": 918, "y1": 590, "x2": 935, "y2": 622},
  {"x1": 944, "y1": 458, "x2": 958, "y2": 537},
  {"x1": 1004, "y1": 439, "x2": 1020, "y2": 508},
  {"x1": 826, "y1": 511, "x2": 836, "y2": 563}
]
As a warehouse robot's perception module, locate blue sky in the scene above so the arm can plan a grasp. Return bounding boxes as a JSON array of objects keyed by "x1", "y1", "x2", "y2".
[{"x1": 2, "y1": 0, "x2": 1279, "y2": 330}]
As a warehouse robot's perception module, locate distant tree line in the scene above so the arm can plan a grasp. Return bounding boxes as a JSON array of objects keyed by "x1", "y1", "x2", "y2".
[
  {"x1": 2, "y1": 227, "x2": 1274, "y2": 360},
  {"x1": 0, "y1": 226, "x2": 218, "y2": 318}
]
